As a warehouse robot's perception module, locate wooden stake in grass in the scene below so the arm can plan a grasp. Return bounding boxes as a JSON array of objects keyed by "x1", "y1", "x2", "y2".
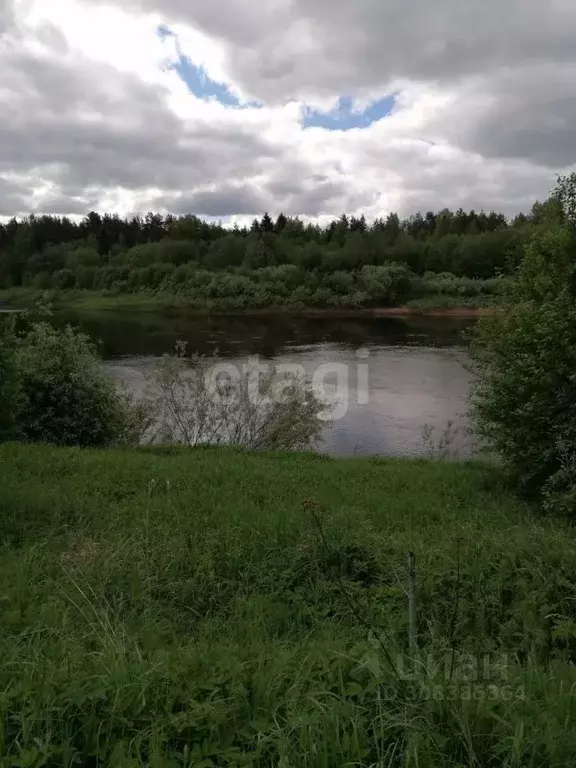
[{"x1": 408, "y1": 551, "x2": 418, "y2": 659}]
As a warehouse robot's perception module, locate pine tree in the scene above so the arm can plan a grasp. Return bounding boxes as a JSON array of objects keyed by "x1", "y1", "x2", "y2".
[{"x1": 260, "y1": 212, "x2": 274, "y2": 234}]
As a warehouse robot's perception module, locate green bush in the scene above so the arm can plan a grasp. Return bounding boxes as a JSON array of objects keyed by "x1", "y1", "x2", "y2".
[
  {"x1": 75, "y1": 265, "x2": 98, "y2": 290},
  {"x1": 0, "y1": 318, "x2": 19, "y2": 441},
  {"x1": 417, "y1": 274, "x2": 500, "y2": 298},
  {"x1": 31, "y1": 271, "x2": 54, "y2": 290},
  {"x1": 54, "y1": 267, "x2": 76, "y2": 289},
  {"x1": 326, "y1": 269, "x2": 355, "y2": 295},
  {"x1": 359, "y1": 263, "x2": 413, "y2": 305},
  {"x1": 12, "y1": 322, "x2": 148, "y2": 447},
  {"x1": 472, "y1": 295, "x2": 576, "y2": 498},
  {"x1": 472, "y1": 201, "x2": 576, "y2": 507}
]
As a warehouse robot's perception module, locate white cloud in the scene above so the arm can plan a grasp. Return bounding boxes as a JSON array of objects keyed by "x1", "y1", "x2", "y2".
[{"x1": 1, "y1": 0, "x2": 574, "y2": 220}]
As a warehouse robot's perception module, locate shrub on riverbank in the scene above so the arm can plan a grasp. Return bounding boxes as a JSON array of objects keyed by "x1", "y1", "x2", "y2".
[
  {"x1": 146, "y1": 344, "x2": 327, "y2": 450},
  {"x1": 2, "y1": 444, "x2": 576, "y2": 765},
  {"x1": 472, "y1": 175, "x2": 576, "y2": 512},
  {"x1": 3, "y1": 322, "x2": 147, "y2": 447},
  {"x1": 0, "y1": 317, "x2": 19, "y2": 440},
  {"x1": 0, "y1": 321, "x2": 328, "y2": 451},
  {"x1": 0, "y1": 267, "x2": 502, "y2": 313}
]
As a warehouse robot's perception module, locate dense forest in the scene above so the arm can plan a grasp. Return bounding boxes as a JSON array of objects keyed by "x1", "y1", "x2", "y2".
[{"x1": 0, "y1": 197, "x2": 564, "y2": 309}]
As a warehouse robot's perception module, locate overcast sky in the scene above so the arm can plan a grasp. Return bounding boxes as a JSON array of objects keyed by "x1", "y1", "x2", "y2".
[{"x1": 1, "y1": 0, "x2": 575, "y2": 222}]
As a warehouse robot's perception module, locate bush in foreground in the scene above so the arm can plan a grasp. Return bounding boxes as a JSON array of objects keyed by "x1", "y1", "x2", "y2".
[
  {"x1": 9, "y1": 322, "x2": 148, "y2": 447},
  {"x1": 0, "y1": 317, "x2": 19, "y2": 440},
  {"x1": 146, "y1": 344, "x2": 328, "y2": 451},
  {"x1": 472, "y1": 293, "x2": 576, "y2": 503},
  {"x1": 472, "y1": 176, "x2": 576, "y2": 511},
  {"x1": 1, "y1": 320, "x2": 328, "y2": 452}
]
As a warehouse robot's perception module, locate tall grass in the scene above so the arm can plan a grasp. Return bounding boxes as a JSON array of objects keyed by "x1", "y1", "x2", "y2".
[{"x1": 2, "y1": 445, "x2": 576, "y2": 765}]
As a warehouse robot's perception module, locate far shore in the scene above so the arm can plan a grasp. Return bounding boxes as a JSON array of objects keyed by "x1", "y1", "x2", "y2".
[
  {"x1": 235, "y1": 306, "x2": 495, "y2": 319},
  {"x1": 0, "y1": 288, "x2": 495, "y2": 318}
]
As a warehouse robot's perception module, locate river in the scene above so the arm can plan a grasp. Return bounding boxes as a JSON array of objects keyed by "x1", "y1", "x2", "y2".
[{"x1": 53, "y1": 310, "x2": 476, "y2": 457}]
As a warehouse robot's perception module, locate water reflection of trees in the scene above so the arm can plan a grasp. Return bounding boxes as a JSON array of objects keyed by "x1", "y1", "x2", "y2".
[{"x1": 48, "y1": 311, "x2": 473, "y2": 358}]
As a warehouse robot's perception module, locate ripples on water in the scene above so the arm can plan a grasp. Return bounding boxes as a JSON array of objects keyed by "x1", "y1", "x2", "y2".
[{"x1": 54, "y1": 311, "x2": 477, "y2": 457}]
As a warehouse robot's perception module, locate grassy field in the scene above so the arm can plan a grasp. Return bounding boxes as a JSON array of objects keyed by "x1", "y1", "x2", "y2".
[{"x1": 2, "y1": 444, "x2": 576, "y2": 766}]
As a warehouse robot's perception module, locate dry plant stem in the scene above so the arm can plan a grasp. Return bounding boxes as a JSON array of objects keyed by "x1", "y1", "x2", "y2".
[{"x1": 408, "y1": 551, "x2": 418, "y2": 661}]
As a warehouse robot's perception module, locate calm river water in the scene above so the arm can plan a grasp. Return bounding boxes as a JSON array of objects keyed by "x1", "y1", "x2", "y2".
[{"x1": 54, "y1": 311, "x2": 476, "y2": 457}]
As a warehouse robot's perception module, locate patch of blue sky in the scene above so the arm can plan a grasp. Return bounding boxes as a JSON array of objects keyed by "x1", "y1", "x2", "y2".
[
  {"x1": 157, "y1": 25, "x2": 259, "y2": 108},
  {"x1": 302, "y1": 94, "x2": 397, "y2": 130}
]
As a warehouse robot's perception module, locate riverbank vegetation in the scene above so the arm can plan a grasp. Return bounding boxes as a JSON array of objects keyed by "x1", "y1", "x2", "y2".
[
  {"x1": 0, "y1": 317, "x2": 326, "y2": 452},
  {"x1": 471, "y1": 174, "x2": 576, "y2": 515},
  {"x1": 3, "y1": 443, "x2": 576, "y2": 765},
  {"x1": 3, "y1": 178, "x2": 576, "y2": 764},
  {"x1": 0, "y1": 270, "x2": 502, "y2": 314},
  {"x1": 0, "y1": 196, "x2": 561, "y2": 310}
]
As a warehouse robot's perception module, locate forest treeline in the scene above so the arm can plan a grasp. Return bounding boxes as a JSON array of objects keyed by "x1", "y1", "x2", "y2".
[{"x1": 0, "y1": 197, "x2": 564, "y2": 308}]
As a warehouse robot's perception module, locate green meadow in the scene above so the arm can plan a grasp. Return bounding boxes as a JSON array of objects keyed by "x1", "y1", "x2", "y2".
[{"x1": 2, "y1": 444, "x2": 576, "y2": 766}]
